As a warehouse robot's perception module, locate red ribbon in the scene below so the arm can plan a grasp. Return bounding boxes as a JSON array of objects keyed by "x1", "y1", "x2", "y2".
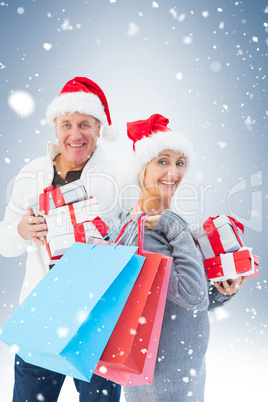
[
  {"x1": 44, "y1": 236, "x2": 62, "y2": 261},
  {"x1": 39, "y1": 185, "x2": 65, "y2": 215},
  {"x1": 137, "y1": 213, "x2": 147, "y2": 254},
  {"x1": 67, "y1": 204, "x2": 108, "y2": 242},
  {"x1": 203, "y1": 217, "x2": 225, "y2": 256},
  {"x1": 203, "y1": 215, "x2": 244, "y2": 256},
  {"x1": 73, "y1": 216, "x2": 109, "y2": 243},
  {"x1": 227, "y1": 216, "x2": 244, "y2": 247}
]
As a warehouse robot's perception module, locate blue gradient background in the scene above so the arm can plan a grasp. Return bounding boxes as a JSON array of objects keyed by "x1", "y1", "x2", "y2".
[{"x1": 0, "y1": 1, "x2": 267, "y2": 401}]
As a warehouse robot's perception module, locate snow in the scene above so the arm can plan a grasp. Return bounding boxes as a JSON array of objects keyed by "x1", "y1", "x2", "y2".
[
  {"x1": 36, "y1": 394, "x2": 45, "y2": 401},
  {"x1": 138, "y1": 316, "x2": 146, "y2": 324},
  {"x1": 8, "y1": 91, "x2": 35, "y2": 118},
  {"x1": 56, "y1": 327, "x2": 69, "y2": 338},
  {"x1": 17, "y1": 7, "x2": 24, "y2": 15},
  {"x1": 127, "y1": 22, "x2": 139, "y2": 36},
  {"x1": 175, "y1": 72, "x2": 183, "y2": 80},
  {"x1": 43, "y1": 43, "x2": 52, "y2": 51},
  {"x1": 0, "y1": 0, "x2": 267, "y2": 400},
  {"x1": 202, "y1": 11, "x2": 209, "y2": 18},
  {"x1": 182, "y1": 36, "x2": 193, "y2": 45}
]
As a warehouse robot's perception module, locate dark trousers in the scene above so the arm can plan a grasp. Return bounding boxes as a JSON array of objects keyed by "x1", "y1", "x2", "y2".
[{"x1": 13, "y1": 355, "x2": 121, "y2": 402}]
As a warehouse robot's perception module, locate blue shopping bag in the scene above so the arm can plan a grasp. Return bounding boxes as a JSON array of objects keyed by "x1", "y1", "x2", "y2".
[{"x1": 0, "y1": 238, "x2": 145, "y2": 381}]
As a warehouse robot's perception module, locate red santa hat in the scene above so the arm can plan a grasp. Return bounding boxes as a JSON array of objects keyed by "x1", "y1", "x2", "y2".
[
  {"x1": 127, "y1": 113, "x2": 195, "y2": 180},
  {"x1": 46, "y1": 77, "x2": 118, "y2": 141}
]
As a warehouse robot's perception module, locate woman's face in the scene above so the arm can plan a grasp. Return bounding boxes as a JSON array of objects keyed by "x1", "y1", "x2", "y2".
[{"x1": 143, "y1": 150, "x2": 186, "y2": 200}]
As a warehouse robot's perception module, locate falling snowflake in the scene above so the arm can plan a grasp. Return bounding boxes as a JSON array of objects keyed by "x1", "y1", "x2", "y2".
[
  {"x1": 138, "y1": 316, "x2": 147, "y2": 324},
  {"x1": 183, "y1": 36, "x2": 193, "y2": 45},
  {"x1": 10, "y1": 344, "x2": 20, "y2": 354},
  {"x1": 8, "y1": 91, "x2": 35, "y2": 117},
  {"x1": 43, "y1": 43, "x2": 52, "y2": 51},
  {"x1": 61, "y1": 19, "x2": 73, "y2": 30},
  {"x1": 36, "y1": 394, "x2": 45, "y2": 401},
  {"x1": 178, "y1": 13, "x2": 186, "y2": 22},
  {"x1": 127, "y1": 22, "x2": 139, "y2": 36},
  {"x1": 202, "y1": 11, "x2": 209, "y2": 18},
  {"x1": 217, "y1": 142, "x2": 227, "y2": 149},
  {"x1": 99, "y1": 365, "x2": 108, "y2": 374},
  {"x1": 57, "y1": 327, "x2": 69, "y2": 338}
]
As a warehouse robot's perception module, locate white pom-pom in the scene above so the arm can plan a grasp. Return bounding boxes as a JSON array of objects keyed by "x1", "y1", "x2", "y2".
[{"x1": 102, "y1": 124, "x2": 120, "y2": 142}]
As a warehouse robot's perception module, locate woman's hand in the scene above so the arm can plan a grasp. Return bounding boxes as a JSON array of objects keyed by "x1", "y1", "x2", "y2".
[
  {"x1": 17, "y1": 206, "x2": 48, "y2": 245},
  {"x1": 130, "y1": 203, "x2": 161, "y2": 230},
  {"x1": 213, "y1": 276, "x2": 247, "y2": 296}
]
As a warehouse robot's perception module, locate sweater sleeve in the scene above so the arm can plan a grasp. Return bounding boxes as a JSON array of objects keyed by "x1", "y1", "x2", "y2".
[
  {"x1": 208, "y1": 283, "x2": 235, "y2": 311},
  {"x1": 150, "y1": 210, "x2": 209, "y2": 311},
  {"x1": 0, "y1": 171, "x2": 32, "y2": 257}
]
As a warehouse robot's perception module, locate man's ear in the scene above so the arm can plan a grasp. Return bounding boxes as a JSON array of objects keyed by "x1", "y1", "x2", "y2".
[{"x1": 96, "y1": 123, "x2": 101, "y2": 139}]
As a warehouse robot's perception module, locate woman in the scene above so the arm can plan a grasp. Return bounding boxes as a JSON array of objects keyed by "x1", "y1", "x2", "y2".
[{"x1": 123, "y1": 114, "x2": 246, "y2": 401}]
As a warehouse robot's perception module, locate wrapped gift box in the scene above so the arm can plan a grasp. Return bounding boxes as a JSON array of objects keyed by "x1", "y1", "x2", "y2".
[
  {"x1": 45, "y1": 198, "x2": 100, "y2": 233},
  {"x1": 204, "y1": 248, "x2": 259, "y2": 282},
  {"x1": 45, "y1": 220, "x2": 105, "y2": 259},
  {"x1": 193, "y1": 215, "x2": 244, "y2": 259},
  {"x1": 29, "y1": 179, "x2": 88, "y2": 216}
]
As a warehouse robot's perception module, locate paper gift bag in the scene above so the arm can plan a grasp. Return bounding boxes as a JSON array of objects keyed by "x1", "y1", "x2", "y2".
[
  {"x1": 204, "y1": 247, "x2": 259, "y2": 281},
  {"x1": 193, "y1": 215, "x2": 244, "y2": 259},
  {"x1": 0, "y1": 240, "x2": 145, "y2": 382},
  {"x1": 94, "y1": 214, "x2": 172, "y2": 384},
  {"x1": 95, "y1": 254, "x2": 172, "y2": 386}
]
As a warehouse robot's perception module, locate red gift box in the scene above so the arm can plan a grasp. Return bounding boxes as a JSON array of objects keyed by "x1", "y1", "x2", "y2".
[{"x1": 204, "y1": 247, "x2": 259, "y2": 281}]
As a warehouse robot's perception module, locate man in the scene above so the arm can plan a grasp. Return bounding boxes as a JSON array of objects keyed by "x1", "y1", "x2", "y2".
[{"x1": 0, "y1": 77, "x2": 131, "y2": 401}]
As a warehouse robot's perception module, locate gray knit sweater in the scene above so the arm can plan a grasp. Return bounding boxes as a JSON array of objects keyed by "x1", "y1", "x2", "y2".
[{"x1": 123, "y1": 210, "x2": 231, "y2": 402}]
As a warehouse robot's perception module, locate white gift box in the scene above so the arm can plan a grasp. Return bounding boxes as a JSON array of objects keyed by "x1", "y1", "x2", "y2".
[
  {"x1": 193, "y1": 215, "x2": 244, "y2": 259},
  {"x1": 46, "y1": 221, "x2": 102, "y2": 258},
  {"x1": 29, "y1": 179, "x2": 88, "y2": 216},
  {"x1": 45, "y1": 198, "x2": 100, "y2": 233}
]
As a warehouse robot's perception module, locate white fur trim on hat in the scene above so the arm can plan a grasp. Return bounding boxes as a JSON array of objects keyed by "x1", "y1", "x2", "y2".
[
  {"x1": 129, "y1": 130, "x2": 195, "y2": 183},
  {"x1": 46, "y1": 91, "x2": 107, "y2": 126}
]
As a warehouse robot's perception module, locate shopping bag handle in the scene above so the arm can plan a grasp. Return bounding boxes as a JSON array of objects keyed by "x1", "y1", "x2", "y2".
[
  {"x1": 115, "y1": 212, "x2": 145, "y2": 248},
  {"x1": 91, "y1": 218, "x2": 132, "y2": 248},
  {"x1": 91, "y1": 212, "x2": 145, "y2": 249},
  {"x1": 137, "y1": 213, "x2": 147, "y2": 253}
]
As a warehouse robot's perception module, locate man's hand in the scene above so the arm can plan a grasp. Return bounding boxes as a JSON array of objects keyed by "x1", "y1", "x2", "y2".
[
  {"x1": 213, "y1": 276, "x2": 247, "y2": 296},
  {"x1": 17, "y1": 206, "x2": 48, "y2": 245},
  {"x1": 130, "y1": 203, "x2": 161, "y2": 230}
]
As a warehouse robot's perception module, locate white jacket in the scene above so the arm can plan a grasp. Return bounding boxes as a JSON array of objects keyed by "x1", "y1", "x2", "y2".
[{"x1": 0, "y1": 142, "x2": 133, "y2": 303}]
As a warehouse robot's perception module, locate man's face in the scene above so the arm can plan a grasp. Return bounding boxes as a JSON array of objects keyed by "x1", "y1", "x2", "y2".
[{"x1": 55, "y1": 112, "x2": 100, "y2": 171}]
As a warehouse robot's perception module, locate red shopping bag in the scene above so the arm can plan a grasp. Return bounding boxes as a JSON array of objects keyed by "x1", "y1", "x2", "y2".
[{"x1": 94, "y1": 214, "x2": 172, "y2": 384}]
